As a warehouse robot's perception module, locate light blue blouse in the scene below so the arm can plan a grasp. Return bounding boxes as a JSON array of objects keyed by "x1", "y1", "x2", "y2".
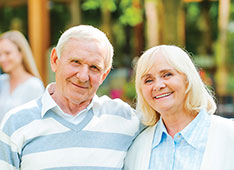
[
  {"x1": 0, "y1": 74, "x2": 44, "y2": 123},
  {"x1": 149, "y1": 109, "x2": 211, "y2": 170}
]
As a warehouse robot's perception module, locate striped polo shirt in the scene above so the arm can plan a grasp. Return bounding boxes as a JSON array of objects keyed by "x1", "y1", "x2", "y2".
[{"x1": 0, "y1": 84, "x2": 140, "y2": 170}]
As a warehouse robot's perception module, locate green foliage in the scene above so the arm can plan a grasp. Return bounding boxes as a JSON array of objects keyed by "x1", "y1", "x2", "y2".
[
  {"x1": 227, "y1": 73, "x2": 234, "y2": 93},
  {"x1": 101, "y1": 0, "x2": 117, "y2": 12},
  {"x1": 120, "y1": 0, "x2": 132, "y2": 7},
  {"x1": 81, "y1": 0, "x2": 143, "y2": 26},
  {"x1": 123, "y1": 81, "x2": 136, "y2": 100},
  {"x1": 119, "y1": 0, "x2": 143, "y2": 26},
  {"x1": 0, "y1": 5, "x2": 27, "y2": 34},
  {"x1": 82, "y1": 0, "x2": 117, "y2": 12},
  {"x1": 209, "y1": 2, "x2": 218, "y2": 18},
  {"x1": 186, "y1": 3, "x2": 200, "y2": 23},
  {"x1": 82, "y1": 0, "x2": 100, "y2": 10},
  {"x1": 50, "y1": 2, "x2": 70, "y2": 45},
  {"x1": 230, "y1": 3, "x2": 234, "y2": 20},
  {"x1": 185, "y1": 3, "x2": 201, "y2": 54},
  {"x1": 119, "y1": 6, "x2": 143, "y2": 26},
  {"x1": 227, "y1": 30, "x2": 234, "y2": 71},
  {"x1": 226, "y1": 4, "x2": 234, "y2": 72},
  {"x1": 185, "y1": 2, "x2": 218, "y2": 54}
]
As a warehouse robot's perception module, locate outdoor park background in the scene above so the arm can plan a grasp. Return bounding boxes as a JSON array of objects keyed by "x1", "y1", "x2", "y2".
[{"x1": 0, "y1": 0, "x2": 234, "y2": 117}]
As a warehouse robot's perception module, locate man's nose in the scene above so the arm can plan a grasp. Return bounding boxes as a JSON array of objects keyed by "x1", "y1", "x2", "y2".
[{"x1": 76, "y1": 66, "x2": 89, "y2": 82}]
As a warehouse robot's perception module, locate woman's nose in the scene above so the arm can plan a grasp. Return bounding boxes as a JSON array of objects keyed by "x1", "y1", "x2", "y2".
[
  {"x1": 153, "y1": 79, "x2": 166, "y2": 91},
  {"x1": 0, "y1": 54, "x2": 6, "y2": 62}
]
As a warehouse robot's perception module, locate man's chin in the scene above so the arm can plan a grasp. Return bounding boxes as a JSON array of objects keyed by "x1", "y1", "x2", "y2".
[{"x1": 69, "y1": 94, "x2": 91, "y2": 103}]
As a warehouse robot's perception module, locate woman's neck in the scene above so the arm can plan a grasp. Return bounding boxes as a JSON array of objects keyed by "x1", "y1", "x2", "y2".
[
  {"x1": 9, "y1": 65, "x2": 32, "y2": 93},
  {"x1": 162, "y1": 110, "x2": 197, "y2": 138}
]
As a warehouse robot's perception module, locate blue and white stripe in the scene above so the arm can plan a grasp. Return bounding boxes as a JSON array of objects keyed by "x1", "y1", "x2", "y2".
[{"x1": 0, "y1": 94, "x2": 140, "y2": 170}]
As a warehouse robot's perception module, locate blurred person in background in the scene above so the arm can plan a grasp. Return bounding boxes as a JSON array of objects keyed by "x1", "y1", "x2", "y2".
[
  {"x1": 0, "y1": 30, "x2": 44, "y2": 123},
  {"x1": 124, "y1": 45, "x2": 234, "y2": 170}
]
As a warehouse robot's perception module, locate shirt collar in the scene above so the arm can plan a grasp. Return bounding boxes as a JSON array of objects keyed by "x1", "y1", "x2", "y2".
[
  {"x1": 41, "y1": 83, "x2": 100, "y2": 118},
  {"x1": 152, "y1": 109, "x2": 210, "y2": 149},
  {"x1": 41, "y1": 83, "x2": 57, "y2": 118},
  {"x1": 181, "y1": 108, "x2": 210, "y2": 148},
  {"x1": 152, "y1": 118, "x2": 168, "y2": 148},
  {"x1": 91, "y1": 95, "x2": 101, "y2": 115}
]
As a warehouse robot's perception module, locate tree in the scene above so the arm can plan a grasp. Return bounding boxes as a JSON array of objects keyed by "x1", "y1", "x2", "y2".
[{"x1": 215, "y1": 0, "x2": 231, "y2": 97}]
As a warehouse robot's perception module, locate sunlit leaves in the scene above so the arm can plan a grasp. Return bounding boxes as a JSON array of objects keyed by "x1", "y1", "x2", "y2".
[
  {"x1": 81, "y1": 0, "x2": 143, "y2": 26},
  {"x1": 119, "y1": 7, "x2": 143, "y2": 26},
  {"x1": 82, "y1": 0, "x2": 117, "y2": 12}
]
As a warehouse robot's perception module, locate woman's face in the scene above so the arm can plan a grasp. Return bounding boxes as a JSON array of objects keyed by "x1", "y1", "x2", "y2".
[
  {"x1": 141, "y1": 53, "x2": 188, "y2": 116},
  {"x1": 0, "y1": 39, "x2": 23, "y2": 73}
]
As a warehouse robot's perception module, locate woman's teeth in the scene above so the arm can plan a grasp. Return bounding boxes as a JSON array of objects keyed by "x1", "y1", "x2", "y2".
[{"x1": 155, "y1": 92, "x2": 172, "y2": 99}]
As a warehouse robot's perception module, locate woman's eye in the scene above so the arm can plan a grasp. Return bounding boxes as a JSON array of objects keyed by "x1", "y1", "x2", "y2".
[
  {"x1": 145, "y1": 79, "x2": 153, "y2": 84},
  {"x1": 5, "y1": 52, "x2": 11, "y2": 56},
  {"x1": 164, "y1": 73, "x2": 172, "y2": 77}
]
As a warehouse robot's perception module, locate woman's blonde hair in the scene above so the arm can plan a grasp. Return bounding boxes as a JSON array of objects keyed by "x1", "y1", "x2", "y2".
[
  {"x1": 0, "y1": 30, "x2": 41, "y2": 79},
  {"x1": 135, "y1": 45, "x2": 217, "y2": 126}
]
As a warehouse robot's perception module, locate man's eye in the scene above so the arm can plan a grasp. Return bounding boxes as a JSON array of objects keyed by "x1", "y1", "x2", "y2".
[
  {"x1": 90, "y1": 65, "x2": 100, "y2": 71},
  {"x1": 72, "y1": 60, "x2": 80, "y2": 64}
]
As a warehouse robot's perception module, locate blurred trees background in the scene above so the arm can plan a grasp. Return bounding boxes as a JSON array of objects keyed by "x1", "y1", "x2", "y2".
[{"x1": 0, "y1": 0, "x2": 234, "y2": 115}]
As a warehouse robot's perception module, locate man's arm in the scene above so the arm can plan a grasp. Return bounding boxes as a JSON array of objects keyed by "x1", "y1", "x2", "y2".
[{"x1": 0, "y1": 130, "x2": 20, "y2": 169}]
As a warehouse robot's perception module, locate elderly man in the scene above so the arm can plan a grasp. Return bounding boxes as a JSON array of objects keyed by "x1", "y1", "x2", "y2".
[{"x1": 0, "y1": 25, "x2": 140, "y2": 169}]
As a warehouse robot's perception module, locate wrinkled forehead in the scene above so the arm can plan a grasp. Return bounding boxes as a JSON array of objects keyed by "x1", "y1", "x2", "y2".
[
  {"x1": 63, "y1": 37, "x2": 106, "y2": 53},
  {"x1": 61, "y1": 38, "x2": 108, "y2": 68}
]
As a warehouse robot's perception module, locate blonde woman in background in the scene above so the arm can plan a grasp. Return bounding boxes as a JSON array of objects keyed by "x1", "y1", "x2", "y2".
[
  {"x1": 0, "y1": 30, "x2": 44, "y2": 123},
  {"x1": 124, "y1": 45, "x2": 234, "y2": 170}
]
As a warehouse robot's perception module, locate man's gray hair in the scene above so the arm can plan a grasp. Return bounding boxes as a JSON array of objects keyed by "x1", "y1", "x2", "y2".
[{"x1": 55, "y1": 25, "x2": 114, "y2": 71}]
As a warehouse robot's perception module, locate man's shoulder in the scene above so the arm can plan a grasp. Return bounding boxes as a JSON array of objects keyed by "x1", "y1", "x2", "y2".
[
  {"x1": 7, "y1": 97, "x2": 42, "y2": 114},
  {"x1": 1, "y1": 98, "x2": 42, "y2": 132},
  {"x1": 96, "y1": 95, "x2": 136, "y2": 119},
  {"x1": 98, "y1": 95, "x2": 129, "y2": 105}
]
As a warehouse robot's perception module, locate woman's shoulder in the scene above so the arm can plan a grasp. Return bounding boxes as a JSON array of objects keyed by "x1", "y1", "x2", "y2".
[
  {"x1": 124, "y1": 125, "x2": 156, "y2": 170},
  {"x1": 210, "y1": 115, "x2": 234, "y2": 138},
  {"x1": 17, "y1": 76, "x2": 45, "y2": 95},
  {"x1": 128, "y1": 125, "x2": 156, "y2": 153},
  {"x1": 27, "y1": 76, "x2": 43, "y2": 83},
  {"x1": 0, "y1": 73, "x2": 9, "y2": 82},
  {"x1": 211, "y1": 115, "x2": 234, "y2": 127},
  {"x1": 25, "y1": 76, "x2": 44, "y2": 88}
]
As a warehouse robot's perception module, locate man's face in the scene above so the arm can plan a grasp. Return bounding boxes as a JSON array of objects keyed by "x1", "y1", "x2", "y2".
[{"x1": 51, "y1": 38, "x2": 110, "y2": 105}]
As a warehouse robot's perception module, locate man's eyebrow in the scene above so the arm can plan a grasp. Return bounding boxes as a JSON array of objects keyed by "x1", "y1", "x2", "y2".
[{"x1": 92, "y1": 62, "x2": 104, "y2": 68}]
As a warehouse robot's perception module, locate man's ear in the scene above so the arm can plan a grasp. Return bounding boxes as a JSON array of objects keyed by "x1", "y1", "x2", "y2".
[
  {"x1": 101, "y1": 68, "x2": 111, "y2": 83},
  {"x1": 50, "y1": 48, "x2": 59, "y2": 73}
]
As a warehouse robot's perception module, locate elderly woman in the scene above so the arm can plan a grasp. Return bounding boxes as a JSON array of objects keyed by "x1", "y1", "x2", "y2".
[
  {"x1": 124, "y1": 45, "x2": 234, "y2": 170},
  {"x1": 0, "y1": 30, "x2": 44, "y2": 123}
]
